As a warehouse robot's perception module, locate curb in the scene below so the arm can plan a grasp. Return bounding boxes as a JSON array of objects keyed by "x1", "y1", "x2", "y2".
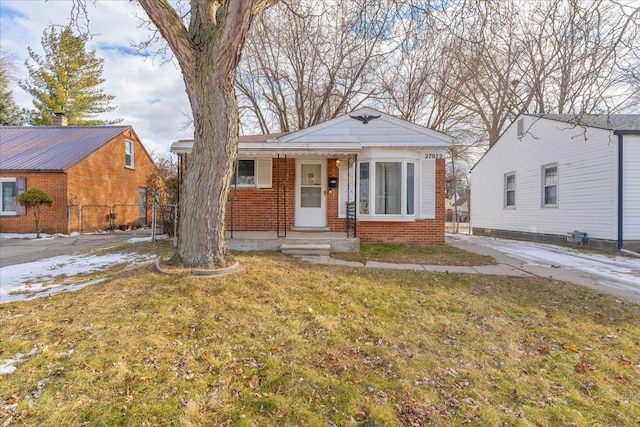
[{"x1": 155, "y1": 257, "x2": 243, "y2": 277}]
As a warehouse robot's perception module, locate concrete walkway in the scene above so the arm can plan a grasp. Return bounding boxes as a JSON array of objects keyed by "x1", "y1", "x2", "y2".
[{"x1": 295, "y1": 236, "x2": 640, "y2": 305}]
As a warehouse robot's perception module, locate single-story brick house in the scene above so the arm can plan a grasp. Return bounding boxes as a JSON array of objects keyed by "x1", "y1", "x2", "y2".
[
  {"x1": 171, "y1": 108, "x2": 451, "y2": 245},
  {"x1": 0, "y1": 115, "x2": 157, "y2": 234},
  {"x1": 471, "y1": 113, "x2": 640, "y2": 252}
]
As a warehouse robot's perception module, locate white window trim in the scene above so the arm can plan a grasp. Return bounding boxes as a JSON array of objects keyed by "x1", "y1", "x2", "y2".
[
  {"x1": 357, "y1": 159, "x2": 418, "y2": 220},
  {"x1": 504, "y1": 172, "x2": 516, "y2": 209},
  {"x1": 233, "y1": 159, "x2": 257, "y2": 188},
  {"x1": 125, "y1": 140, "x2": 135, "y2": 169},
  {"x1": 1, "y1": 177, "x2": 18, "y2": 216},
  {"x1": 541, "y1": 163, "x2": 559, "y2": 207},
  {"x1": 233, "y1": 158, "x2": 272, "y2": 189}
]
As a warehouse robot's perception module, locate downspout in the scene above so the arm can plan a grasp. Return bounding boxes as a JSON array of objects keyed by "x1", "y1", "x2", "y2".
[{"x1": 616, "y1": 132, "x2": 623, "y2": 251}]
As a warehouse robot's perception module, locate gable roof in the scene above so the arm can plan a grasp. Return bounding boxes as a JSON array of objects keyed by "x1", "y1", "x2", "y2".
[
  {"x1": 0, "y1": 126, "x2": 133, "y2": 172},
  {"x1": 277, "y1": 107, "x2": 452, "y2": 146},
  {"x1": 529, "y1": 114, "x2": 640, "y2": 132},
  {"x1": 170, "y1": 108, "x2": 452, "y2": 155}
]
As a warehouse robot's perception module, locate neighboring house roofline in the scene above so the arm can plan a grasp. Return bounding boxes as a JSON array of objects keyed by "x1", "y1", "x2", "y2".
[
  {"x1": 471, "y1": 113, "x2": 640, "y2": 171},
  {"x1": 0, "y1": 125, "x2": 142, "y2": 172}
]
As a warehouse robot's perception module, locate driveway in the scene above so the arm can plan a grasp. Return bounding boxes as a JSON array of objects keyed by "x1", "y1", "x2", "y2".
[
  {"x1": 447, "y1": 234, "x2": 640, "y2": 304},
  {"x1": 0, "y1": 230, "x2": 153, "y2": 268}
]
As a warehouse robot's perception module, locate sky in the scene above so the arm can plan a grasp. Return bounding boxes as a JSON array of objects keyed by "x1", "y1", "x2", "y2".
[{"x1": 0, "y1": 0, "x2": 192, "y2": 156}]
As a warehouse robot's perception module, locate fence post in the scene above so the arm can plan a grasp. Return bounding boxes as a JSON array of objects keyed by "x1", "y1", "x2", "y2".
[
  {"x1": 79, "y1": 204, "x2": 83, "y2": 234},
  {"x1": 151, "y1": 201, "x2": 157, "y2": 243},
  {"x1": 173, "y1": 204, "x2": 178, "y2": 247}
]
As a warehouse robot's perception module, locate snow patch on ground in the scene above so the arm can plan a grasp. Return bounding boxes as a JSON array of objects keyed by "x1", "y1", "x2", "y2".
[
  {"x1": 0, "y1": 253, "x2": 155, "y2": 304},
  {"x1": 451, "y1": 234, "x2": 640, "y2": 293}
]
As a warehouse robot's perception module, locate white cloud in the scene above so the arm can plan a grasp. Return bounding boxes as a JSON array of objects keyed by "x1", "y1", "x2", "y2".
[{"x1": 0, "y1": 0, "x2": 193, "y2": 155}]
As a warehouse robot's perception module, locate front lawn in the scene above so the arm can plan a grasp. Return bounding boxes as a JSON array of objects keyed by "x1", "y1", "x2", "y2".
[
  {"x1": 1, "y1": 242, "x2": 638, "y2": 426},
  {"x1": 333, "y1": 242, "x2": 496, "y2": 266}
]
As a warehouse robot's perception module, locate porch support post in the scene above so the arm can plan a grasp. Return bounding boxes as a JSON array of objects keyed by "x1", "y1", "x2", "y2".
[
  {"x1": 354, "y1": 154, "x2": 358, "y2": 238},
  {"x1": 276, "y1": 154, "x2": 280, "y2": 237},
  {"x1": 284, "y1": 155, "x2": 288, "y2": 237}
]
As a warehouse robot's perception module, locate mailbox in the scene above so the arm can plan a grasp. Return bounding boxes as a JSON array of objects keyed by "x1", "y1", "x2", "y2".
[{"x1": 328, "y1": 177, "x2": 338, "y2": 188}]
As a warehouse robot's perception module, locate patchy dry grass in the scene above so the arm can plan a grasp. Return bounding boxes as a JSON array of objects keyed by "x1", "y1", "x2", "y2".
[
  {"x1": 333, "y1": 242, "x2": 496, "y2": 266},
  {"x1": 1, "y1": 242, "x2": 638, "y2": 426}
]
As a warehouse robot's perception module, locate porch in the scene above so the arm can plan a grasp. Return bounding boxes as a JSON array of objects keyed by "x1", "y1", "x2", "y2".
[{"x1": 225, "y1": 230, "x2": 360, "y2": 253}]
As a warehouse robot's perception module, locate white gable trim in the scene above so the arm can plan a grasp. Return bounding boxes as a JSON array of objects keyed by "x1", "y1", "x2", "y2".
[{"x1": 277, "y1": 108, "x2": 452, "y2": 146}]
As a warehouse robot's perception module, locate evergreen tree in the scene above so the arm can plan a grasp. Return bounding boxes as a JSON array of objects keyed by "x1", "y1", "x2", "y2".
[
  {"x1": 0, "y1": 53, "x2": 25, "y2": 126},
  {"x1": 20, "y1": 26, "x2": 120, "y2": 126}
]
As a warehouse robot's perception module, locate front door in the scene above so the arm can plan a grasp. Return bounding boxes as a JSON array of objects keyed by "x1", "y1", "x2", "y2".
[{"x1": 295, "y1": 159, "x2": 327, "y2": 227}]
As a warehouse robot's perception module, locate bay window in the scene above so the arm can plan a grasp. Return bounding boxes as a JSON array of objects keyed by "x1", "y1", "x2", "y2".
[{"x1": 359, "y1": 160, "x2": 417, "y2": 218}]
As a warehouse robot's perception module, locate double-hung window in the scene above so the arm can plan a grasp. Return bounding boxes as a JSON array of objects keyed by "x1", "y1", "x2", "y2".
[
  {"x1": 504, "y1": 173, "x2": 516, "y2": 208},
  {"x1": 232, "y1": 159, "x2": 256, "y2": 186},
  {"x1": 125, "y1": 140, "x2": 135, "y2": 168},
  {"x1": 359, "y1": 160, "x2": 416, "y2": 218},
  {"x1": 1, "y1": 178, "x2": 18, "y2": 215},
  {"x1": 542, "y1": 164, "x2": 558, "y2": 206}
]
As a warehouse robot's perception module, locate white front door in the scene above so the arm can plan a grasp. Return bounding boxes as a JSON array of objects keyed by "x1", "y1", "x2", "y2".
[{"x1": 295, "y1": 159, "x2": 327, "y2": 227}]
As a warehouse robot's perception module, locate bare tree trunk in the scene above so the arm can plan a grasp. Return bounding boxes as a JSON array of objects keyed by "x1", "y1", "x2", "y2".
[
  {"x1": 137, "y1": 0, "x2": 271, "y2": 268},
  {"x1": 174, "y1": 70, "x2": 238, "y2": 267}
]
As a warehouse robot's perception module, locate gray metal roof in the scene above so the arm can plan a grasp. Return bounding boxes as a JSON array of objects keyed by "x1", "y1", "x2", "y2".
[
  {"x1": 532, "y1": 114, "x2": 640, "y2": 131},
  {"x1": 0, "y1": 126, "x2": 132, "y2": 171}
]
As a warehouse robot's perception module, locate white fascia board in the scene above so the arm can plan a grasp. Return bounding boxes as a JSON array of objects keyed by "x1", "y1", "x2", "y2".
[
  {"x1": 239, "y1": 142, "x2": 362, "y2": 155},
  {"x1": 170, "y1": 140, "x2": 193, "y2": 154}
]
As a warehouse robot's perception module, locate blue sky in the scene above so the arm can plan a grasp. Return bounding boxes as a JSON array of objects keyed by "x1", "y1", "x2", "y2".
[{"x1": 0, "y1": 0, "x2": 192, "y2": 156}]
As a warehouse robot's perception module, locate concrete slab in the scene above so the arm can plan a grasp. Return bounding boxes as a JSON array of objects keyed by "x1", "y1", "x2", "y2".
[
  {"x1": 293, "y1": 256, "x2": 364, "y2": 267},
  {"x1": 471, "y1": 264, "x2": 533, "y2": 277},
  {"x1": 365, "y1": 261, "x2": 424, "y2": 271},
  {"x1": 421, "y1": 265, "x2": 477, "y2": 274}
]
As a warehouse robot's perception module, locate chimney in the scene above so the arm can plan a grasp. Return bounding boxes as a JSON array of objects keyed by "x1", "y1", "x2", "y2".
[{"x1": 52, "y1": 112, "x2": 68, "y2": 127}]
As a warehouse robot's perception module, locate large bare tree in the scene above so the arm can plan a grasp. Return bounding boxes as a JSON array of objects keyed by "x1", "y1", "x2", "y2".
[
  {"x1": 133, "y1": 1, "x2": 276, "y2": 268},
  {"x1": 236, "y1": 0, "x2": 397, "y2": 133}
]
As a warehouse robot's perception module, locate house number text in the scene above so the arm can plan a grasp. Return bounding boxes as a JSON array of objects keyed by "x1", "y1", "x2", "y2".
[{"x1": 424, "y1": 153, "x2": 444, "y2": 159}]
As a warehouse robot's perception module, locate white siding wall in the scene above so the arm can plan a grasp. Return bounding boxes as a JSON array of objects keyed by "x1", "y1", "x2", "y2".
[
  {"x1": 471, "y1": 117, "x2": 618, "y2": 240},
  {"x1": 623, "y1": 135, "x2": 640, "y2": 239}
]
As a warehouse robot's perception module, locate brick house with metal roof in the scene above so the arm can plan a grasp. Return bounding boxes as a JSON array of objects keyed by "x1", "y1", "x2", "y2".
[{"x1": 0, "y1": 116, "x2": 157, "y2": 234}]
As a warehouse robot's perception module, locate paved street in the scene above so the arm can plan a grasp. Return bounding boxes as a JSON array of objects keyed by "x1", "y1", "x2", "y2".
[{"x1": 0, "y1": 230, "x2": 152, "y2": 268}]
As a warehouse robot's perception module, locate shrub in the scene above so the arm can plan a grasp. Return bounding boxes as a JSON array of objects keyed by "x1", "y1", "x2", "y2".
[{"x1": 18, "y1": 188, "x2": 54, "y2": 238}]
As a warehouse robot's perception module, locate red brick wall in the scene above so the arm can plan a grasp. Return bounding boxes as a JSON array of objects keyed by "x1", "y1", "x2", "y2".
[
  {"x1": 226, "y1": 158, "x2": 295, "y2": 231},
  {"x1": 222, "y1": 157, "x2": 445, "y2": 244},
  {"x1": 327, "y1": 158, "x2": 347, "y2": 232},
  {"x1": 0, "y1": 172, "x2": 68, "y2": 234},
  {"x1": 355, "y1": 158, "x2": 446, "y2": 244},
  {"x1": 67, "y1": 130, "x2": 156, "y2": 232},
  {"x1": 1, "y1": 130, "x2": 156, "y2": 234}
]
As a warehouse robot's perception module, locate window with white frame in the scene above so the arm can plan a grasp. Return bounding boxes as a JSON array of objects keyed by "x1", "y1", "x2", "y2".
[
  {"x1": 359, "y1": 160, "x2": 416, "y2": 218},
  {"x1": 542, "y1": 164, "x2": 558, "y2": 206},
  {"x1": 232, "y1": 159, "x2": 256, "y2": 186},
  {"x1": 1, "y1": 178, "x2": 18, "y2": 215},
  {"x1": 125, "y1": 140, "x2": 134, "y2": 168},
  {"x1": 504, "y1": 173, "x2": 516, "y2": 208}
]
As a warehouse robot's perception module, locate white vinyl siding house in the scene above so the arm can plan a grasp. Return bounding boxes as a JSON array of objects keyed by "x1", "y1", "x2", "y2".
[
  {"x1": 471, "y1": 114, "x2": 640, "y2": 252},
  {"x1": 622, "y1": 134, "x2": 640, "y2": 240}
]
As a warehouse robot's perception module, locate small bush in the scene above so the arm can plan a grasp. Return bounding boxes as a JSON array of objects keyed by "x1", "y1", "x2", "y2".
[{"x1": 18, "y1": 188, "x2": 54, "y2": 238}]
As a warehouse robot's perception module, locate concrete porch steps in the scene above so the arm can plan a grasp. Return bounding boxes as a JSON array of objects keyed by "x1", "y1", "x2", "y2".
[{"x1": 280, "y1": 243, "x2": 331, "y2": 256}]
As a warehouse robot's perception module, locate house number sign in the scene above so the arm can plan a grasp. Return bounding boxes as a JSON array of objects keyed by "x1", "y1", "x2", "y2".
[{"x1": 424, "y1": 153, "x2": 444, "y2": 159}]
